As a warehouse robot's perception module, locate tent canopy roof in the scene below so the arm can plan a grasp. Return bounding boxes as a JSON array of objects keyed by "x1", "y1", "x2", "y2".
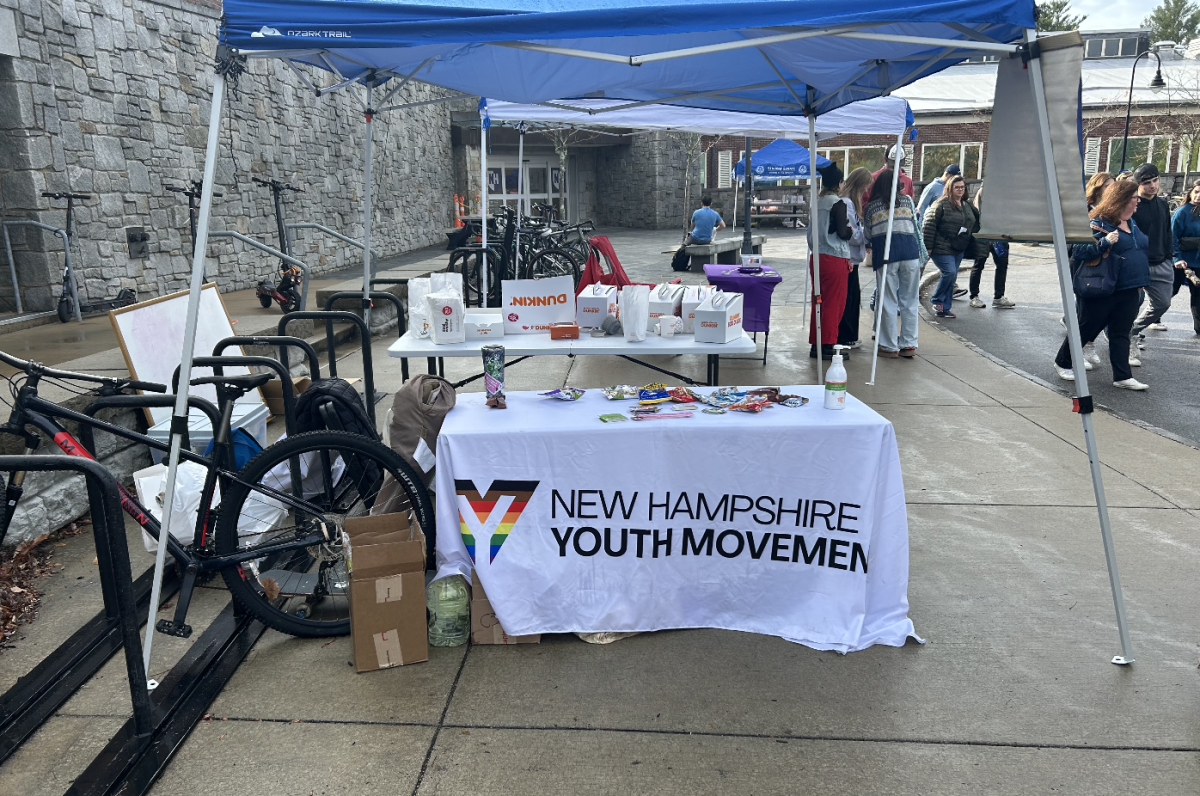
[
  {"x1": 226, "y1": 0, "x2": 1034, "y2": 115},
  {"x1": 733, "y1": 139, "x2": 833, "y2": 179},
  {"x1": 482, "y1": 96, "x2": 913, "y2": 138}
]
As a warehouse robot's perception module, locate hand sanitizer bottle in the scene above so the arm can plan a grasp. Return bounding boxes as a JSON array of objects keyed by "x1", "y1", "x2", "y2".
[{"x1": 824, "y1": 345, "x2": 848, "y2": 409}]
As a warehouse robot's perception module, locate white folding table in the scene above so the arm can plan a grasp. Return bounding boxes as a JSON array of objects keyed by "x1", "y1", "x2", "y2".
[{"x1": 386, "y1": 329, "x2": 757, "y2": 386}]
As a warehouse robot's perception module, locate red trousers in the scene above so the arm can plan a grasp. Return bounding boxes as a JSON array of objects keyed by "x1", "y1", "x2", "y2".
[{"x1": 809, "y1": 254, "x2": 851, "y2": 345}]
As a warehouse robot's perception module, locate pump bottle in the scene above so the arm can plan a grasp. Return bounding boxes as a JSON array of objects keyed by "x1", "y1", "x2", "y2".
[{"x1": 824, "y1": 345, "x2": 848, "y2": 409}]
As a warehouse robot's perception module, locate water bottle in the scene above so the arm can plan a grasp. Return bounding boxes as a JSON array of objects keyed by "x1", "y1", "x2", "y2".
[{"x1": 427, "y1": 575, "x2": 470, "y2": 647}]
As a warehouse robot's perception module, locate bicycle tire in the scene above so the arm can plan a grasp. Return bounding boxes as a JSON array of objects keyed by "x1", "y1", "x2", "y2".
[
  {"x1": 215, "y1": 430, "x2": 435, "y2": 638},
  {"x1": 527, "y1": 247, "x2": 582, "y2": 286}
]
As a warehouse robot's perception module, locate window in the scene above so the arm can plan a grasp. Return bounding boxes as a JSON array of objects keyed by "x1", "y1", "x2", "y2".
[
  {"x1": 1084, "y1": 137, "x2": 1102, "y2": 174},
  {"x1": 818, "y1": 146, "x2": 886, "y2": 176},
  {"x1": 1085, "y1": 37, "x2": 1142, "y2": 59},
  {"x1": 920, "y1": 143, "x2": 984, "y2": 181},
  {"x1": 717, "y1": 150, "x2": 732, "y2": 188},
  {"x1": 1107, "y1": 136, "x2": 1170, "y2": 173},
  {"x1": 963, "y1": 54, "x2": 1000, "y2": 63}
]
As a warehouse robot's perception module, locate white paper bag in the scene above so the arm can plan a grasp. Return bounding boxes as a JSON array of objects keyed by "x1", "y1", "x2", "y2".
[
  {"x1": 407, "y1": 278, "x2": 432, "y2": 339},
  {"x1": 501, "y1": 275, "x2": 576, "y2": 334},
  {"x1": 576, "y1": 283, "x2": 618, "y2": 328},
  {"x1": 619, "y1": 285, "x2": 650, "y2": 343},
  {"x1": 431, "y1": 271, "x2": 462, "y2": 298},
  {"x1": 647, "y1": 283, "x2": 685, "y2": 332},
  {"x1": 427, "y1": 291, "x2": 466, "y2": 344},
  {"x1": 693, "y1": 290, "x2": 744, "y2": 344},
  {"x1": 681, "y1": 285, "x2": 714, "y2": 333}
]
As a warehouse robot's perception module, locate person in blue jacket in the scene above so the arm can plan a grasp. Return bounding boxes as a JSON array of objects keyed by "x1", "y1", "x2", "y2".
[
  {"x1": 1170, "y1": 179, "x2": 1200, "y2": 334},
  {"x1": 1053, "y1": 180, "x2": 1150, "y2": 390}
]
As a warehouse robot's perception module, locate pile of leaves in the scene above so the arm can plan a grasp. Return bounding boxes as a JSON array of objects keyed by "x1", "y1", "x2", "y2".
[{"x1": 1, "y1": 519, "x2": 89, "y2": 650}]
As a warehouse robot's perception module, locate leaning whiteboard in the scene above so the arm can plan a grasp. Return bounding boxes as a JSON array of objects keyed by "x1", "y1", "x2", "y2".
[{"x1": 109, "y1": 284, "x2": 264, "y2": 425}]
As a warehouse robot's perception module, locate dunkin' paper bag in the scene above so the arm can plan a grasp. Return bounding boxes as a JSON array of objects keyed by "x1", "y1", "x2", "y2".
[
  {"x1": 501, "y1": 275, "x2": 575, "y2": 335},
  {"x1": 619, "y1": 285, "x2": 650, "y2": 343},
  {"x1": 408, "y1": 278, "x2": 432, "y2": 339},
  {"x1": 426, "y1": 291, "x2": 466, "y2": 344}
]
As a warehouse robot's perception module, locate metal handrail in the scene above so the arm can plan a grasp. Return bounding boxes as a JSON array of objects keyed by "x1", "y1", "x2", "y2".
[
  {"x1": 284, "y1": 222, "x2": 381, "y2": 278},
  {"x1": 208, "y1": 230, "x2": 310, "y2": 311},
  {"x1": 2, "y1": 220, "x2": 78, "y2": 318}
]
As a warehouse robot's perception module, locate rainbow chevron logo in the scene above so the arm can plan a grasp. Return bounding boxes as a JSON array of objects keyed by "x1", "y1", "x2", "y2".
[{"x1": 455, "y1": 479, "x2": 539, "y2": 563}]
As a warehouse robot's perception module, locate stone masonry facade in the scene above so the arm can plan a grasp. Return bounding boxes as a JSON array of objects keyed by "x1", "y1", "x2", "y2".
[{"x1": 0, "y1": 0, "x2": 455, "y2": 313}]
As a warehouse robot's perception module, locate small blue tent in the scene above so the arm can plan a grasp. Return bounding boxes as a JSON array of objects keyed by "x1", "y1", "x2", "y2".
[{"x1": 733, "y1": 140, "x2": 832, "y2": 181}]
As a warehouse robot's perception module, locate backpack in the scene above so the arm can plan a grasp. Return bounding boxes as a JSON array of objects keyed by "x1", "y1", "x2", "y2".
[
  {"x1": 670, "y1": 246, "x2": 691, "y2": 272},
  {"x1": 294, "y1": 378, "x2": 379, "y2": 440},
  {"x1": 384, "y1": 374, "x2": 456, "y2": 488},
  {"x1": 203, "y1": 427, "x2": 264, "y2": 470}
]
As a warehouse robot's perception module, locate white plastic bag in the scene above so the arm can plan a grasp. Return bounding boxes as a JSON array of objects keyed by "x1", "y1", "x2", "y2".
[
  {"x1": 408, "y1": 277, "x2": 432, "y2": 339},
  {"x1": 619, "y1": 285, "x2": 650, "y2": 343},
  {"x1": 138, "y1": 461, "x2": 217, "y2": 554},
  {"x1": 431, "y1": 271, "x2": 462, "y2": 298}
]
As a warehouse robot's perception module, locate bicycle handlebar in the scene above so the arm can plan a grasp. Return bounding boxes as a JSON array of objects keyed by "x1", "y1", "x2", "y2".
[
  {"x1": 166, "y1": 184, "x2": 224, "y2": 198},
  {"x1": 252, "y1": 176, "x2": 304, "y2": 193},
  {"x1": 42, "y1": 192, "x2": 92, "y2": 201},
  {"x1": 0, "y1": 349, "x2": 167, "y2": 393}
]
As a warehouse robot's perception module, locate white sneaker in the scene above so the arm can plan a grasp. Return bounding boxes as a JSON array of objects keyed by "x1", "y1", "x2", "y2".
[
  {"x1": 1136, "y1": 334, "x2": 1146, "y2": 350},
  {"x1": 1149, "y1": 323, "x2": 1168, "y2": 331},
  {"x1": 1113, "y1": 378, "x2": 1148, "y2": 391},
  {"x1": 969, "y1": 298, "x2": 986, "y2": 309},
  {"x1": 1054, "y1": 363, "x2": 1075, "y2": 381},
  {"x1": 1083, "y1": 360, "x2": 1094, "y2": 370},
  {"x1": 1129, "y1": 356, "x2": 1141, "y2": 367},
  {"x1": 993, "y1": 296, "x2": 1016, "y2": 308},
  {"x1": 1082, "y1": 343, "x2": 1101, "y2": 365},
  {"x1": 847, "y1": 340, "x2": 863, "y2": 349}
]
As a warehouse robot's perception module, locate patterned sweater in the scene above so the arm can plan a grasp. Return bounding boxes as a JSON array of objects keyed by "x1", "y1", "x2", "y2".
[{"x1": 863, "y1": 195, "x2": 921, "y2": 269}]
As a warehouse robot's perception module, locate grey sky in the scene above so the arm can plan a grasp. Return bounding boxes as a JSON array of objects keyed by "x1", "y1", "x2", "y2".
[{"x1": 1074, "y1": 0, "x2": 1149, "y2": 32}]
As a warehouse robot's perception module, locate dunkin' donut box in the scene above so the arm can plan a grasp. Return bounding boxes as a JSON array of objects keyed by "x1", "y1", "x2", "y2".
[
  {"x1": 693, "y1": 291, "x2": 744, "y2": 344},
  {"x1": 576, "y1": 284, "x2": 618, "y2": 328}
]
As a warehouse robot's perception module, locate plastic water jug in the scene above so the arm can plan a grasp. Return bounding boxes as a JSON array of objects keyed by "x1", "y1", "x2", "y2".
[{"x1": 427, "y1": 575, "x2": 470, "y2": 647}]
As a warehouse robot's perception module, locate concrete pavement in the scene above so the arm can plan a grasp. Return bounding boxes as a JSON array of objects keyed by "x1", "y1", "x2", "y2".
[{"x1": 1, "y1": 229, "x2": 1199, "y2": 795}]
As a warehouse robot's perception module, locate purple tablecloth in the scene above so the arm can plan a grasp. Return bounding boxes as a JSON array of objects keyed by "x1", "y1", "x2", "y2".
[{"x1": 703, "y1": 263, "x2": 783, "y2": 333}]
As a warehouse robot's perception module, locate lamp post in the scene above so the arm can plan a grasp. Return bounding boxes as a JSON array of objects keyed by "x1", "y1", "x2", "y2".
[{"x1": 1118, "y1": 50, "x2": 1166, "y2": 173}]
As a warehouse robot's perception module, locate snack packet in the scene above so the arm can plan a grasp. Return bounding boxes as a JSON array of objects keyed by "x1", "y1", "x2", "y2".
[
  {"x1": 599, "y1": 413, "x2": 628, "y2": 423},
  {"x1": 602, "y1": 385, "x2": 640, "y2": 400},
  {"x1": 540, "y1": 387, "x2": 585, "y2": 401}
]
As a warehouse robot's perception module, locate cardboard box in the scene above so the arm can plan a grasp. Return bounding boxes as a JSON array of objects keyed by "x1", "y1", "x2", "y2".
[
  {"x1": 465, "y1": 310, "x2": 505, "y2": 338},
  {"x1": 342, "y1": 513, "x2": 428, "y2": 672},
  {"x1": 549, "y1": 322, "x2": 580, "y2": 340},
  {"x1": 471, "y1": 570, "x2": 540, "y2": 646},
  {"x1": 261, "y1": 376, "x2": 312, "y2": 418},
  {"x1": 693, "y1": 291, "x2": 745, "y2": 344},
  {"x1": 576, "y1": 284, "x2": 618, "y2": 328},
  {"x1": 681, "y1": 285, "x2": 714, "y2": 333},
  {"x1": 646, "y1": 283, "x2": 684, "y2": 331}
]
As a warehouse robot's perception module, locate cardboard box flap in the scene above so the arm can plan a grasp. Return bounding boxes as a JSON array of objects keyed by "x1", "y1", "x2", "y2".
[{"x1": 343, "y1": 513, "x2": 424, "y2": 580}]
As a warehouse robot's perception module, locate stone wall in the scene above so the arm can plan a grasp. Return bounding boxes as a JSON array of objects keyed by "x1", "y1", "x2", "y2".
[
  {"x1": 0, "y1": 0, "x2": 455, "y2": 313},
  {"x1": 595, "y1": 132, "x2": 701, "y2": 230}
]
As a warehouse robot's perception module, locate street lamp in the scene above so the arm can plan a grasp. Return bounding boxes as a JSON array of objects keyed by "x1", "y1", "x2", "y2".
[{"x1": 1119, "y1": 50, "x2": 1166, "y2": 173}]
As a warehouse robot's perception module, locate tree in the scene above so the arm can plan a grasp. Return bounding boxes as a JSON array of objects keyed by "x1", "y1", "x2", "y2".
[
  {"x1": 548, "y1": 127, "x2": 589, "y2": 221},
  {"x1": 1036, "y1": 0, "x2": 1086, "y2": 31},
  {"x1": 680, "y1": 133, "x2": 725, "y2": 234},
  {"x1": 1144, "y1": 0, "x2": 1200, "y2": 46}
]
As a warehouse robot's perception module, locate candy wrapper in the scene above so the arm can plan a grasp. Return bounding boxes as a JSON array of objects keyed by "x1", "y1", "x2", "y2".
[
  {"x1": 599, "y1": 413, "x2": 628, "y2": 423},
  {"x1": 540, "y1": 387, "x2": 585, "y2": 401},
  {"x1": 668, "y1": 386, "x2": 701, "y2": 403},
  {"x1": 629, "y1": 405, "x2": 661, "y2": 416},
  {"x1": 703, "y1": 387, "x2": 748, "y2": 408},
  {"x1": 632, "y1": 412, "x2": 694, "y2": 421},
  {"x1": 781, "y1": 397, "x2": 809, "y2": 408},
  {"x1": 728, "y1": 398, "x2": 772, "y2": 413},
  {"x1": 638, "y1": 389, "x2": 671, "y2": 405},
  {"x1": 482, "y1": 344, "x2": 506, "y2": 409},
  {"x1": 602, "y1": 385, "x2": 640, "y2": 400},
  {"x1": 702, "y1": 407, "x2": 727, "y2": 415},
  {"x1": 748, "y1": 387, "x2": 801, "y2": 403}
]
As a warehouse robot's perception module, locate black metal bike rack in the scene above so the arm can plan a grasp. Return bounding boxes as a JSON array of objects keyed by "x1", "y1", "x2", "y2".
[
  {"x1": 279, "y1": 311, "x2": 378, "y2": 428},
  {"x1": 0, "y1": 457, "x2": 153, "y2": 764},
  {"x1": 211, "y1": 336, "x2": 319, "y2": 433},
  {"x1": 324, "y1": 290, "x2": 408, "y2": 383}
]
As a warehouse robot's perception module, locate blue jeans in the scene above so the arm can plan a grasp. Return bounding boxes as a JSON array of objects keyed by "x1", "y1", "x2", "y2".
[
  {"x1": 931, "y1": 253, "x2": 964, "y2": 312},
  {"x1": 877, "y1": 259, "x2": 921, "y2": 351}
]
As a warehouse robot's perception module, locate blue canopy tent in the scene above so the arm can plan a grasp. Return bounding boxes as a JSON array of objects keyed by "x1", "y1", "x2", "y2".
[
  {"x1": 734, "y1": 139, "x2": 831, "y2": 181},
  {"x1": 143, "y1": 0, "x2": 1134, "y2": 675}
]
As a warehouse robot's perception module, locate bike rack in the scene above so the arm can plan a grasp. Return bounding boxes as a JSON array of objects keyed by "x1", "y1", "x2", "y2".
[
  {"x1": 1, "y1": 220, "x2": 77, "y2": 319},
  {"x1": 212, "y1": 335, "x2": 321, "y2": 428},
  {"x1": 0, "y1": 456, "x2": 153, "y2": 762},
  {"x1": 208, "y1": 230, "x2": 310, "y2": 311},
  {"x1": 324, "y1": 290, "x2": 408, "y2": 382},
  {"x1": 279, "y1": 311, "x2": 378, "y2": 428}
]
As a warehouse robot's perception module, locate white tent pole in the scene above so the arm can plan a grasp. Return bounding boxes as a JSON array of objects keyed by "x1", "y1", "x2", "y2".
[
  {"x1": 361, "y1": 83, "x2": 375, "y2": 330},
  {"x1": 808, "y1": 112, "x2": 823, "y2": 382},
  {"x1": 516, "y1": 125, "x2": 524, "y2": 277},
  {"x1": 142, "y1": 69, "x2": 225, "y2": 687},
  {"x1": 868, "y1": 131, "x2": 905, "y2": 385},
  {"x1": 480, "y1": 102, "x2": 489, "y2": 307},
  {"x1": 1025, "y1": 29, "x2": 1133, "y2": 664}
]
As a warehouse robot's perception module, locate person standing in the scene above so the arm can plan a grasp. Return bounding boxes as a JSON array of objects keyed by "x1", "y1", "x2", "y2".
[
  {"x1": 917, "y1": 164, "x2": 961, "y2": 220},
  {"x1": 809, "y1": 162, "x2": 855, "y2": 359},
  {"x1": 967, "y1": 184, "x2": 1015, "y2": 309},
  {"x1": 1053, "y1": 180, "x2": 1149, "y2": 390},
  {"x1": 1127, "y1": 164, "x2": 1174, "y2": 347},
  {"x1": 1171, "y1": 179, "x2": 1200, "y2": 334},
  {"x1": 871, "y1": 145, "x2": 914, "y2": 199},
  {"x1": 837, "y1": 167, "x2": 874, "y2": 349},
  {"x1": 684, "y1": 195, "x2": 726, "y2": 245},
  {"x1": 922, "y1": 175, "x2": 978, "y2": 318},
  {"x1": 865, "y1": 169, "x2": 923, "y2": 357},
  {"x1": 1086, "y1": 172, "x2": 1115, "y2": 210}
]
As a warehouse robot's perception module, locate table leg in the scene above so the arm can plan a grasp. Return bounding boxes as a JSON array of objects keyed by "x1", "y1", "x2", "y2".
[
  {"x1": 762, "y1": 330, "x2": 769, "y2": 364},
  {"x1": 426, "y1": 357, "x2": 437, "y2": 375},
  {"x1": 438, "y1": 357, "x2": 445, "y2": 378}
]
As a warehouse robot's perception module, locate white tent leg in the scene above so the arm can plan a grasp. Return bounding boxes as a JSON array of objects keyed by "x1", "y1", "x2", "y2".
[
  {"x1": 361, "y1": 85, "x2": 375, "y2": 331},
  {"x1": 808, "y1": 113, "x2": 823, "y2": 382},
  {"x1": 480, "y1": 104, "x2": 489, "y2": 307},
  {"x1": 516, "y1": 126, "x2": 524, "y2": 278},
  {"x1": 1026, "y1": 29, "x2": 1133, "y2": 665},
  {"x1": 142, "y1": 70, "x2": 226, "y2": 687},
  {"x1": 868, "y1": 131, "x2": 906, "y2": 385}
]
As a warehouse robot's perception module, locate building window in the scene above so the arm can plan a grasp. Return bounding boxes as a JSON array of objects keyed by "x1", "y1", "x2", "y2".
[
  {"x1": 1107, "y1": 136, "x2": 1170, "y2": 174},
  {"x1": 963, "y1": 54, "x2": 1000, "y2": 63},
  {"x1": 920, "y1": 143, "x2": 984, "y2": 181},
  {"x1": 1085, "y1": 37, "x2": 1141, "y2": 59},
  {"x1": 717, "y1": 150, "x2": 732, "y2": 188},
  {"x1": 818, "y1": 146, "x2": 888, "y2": 175}
]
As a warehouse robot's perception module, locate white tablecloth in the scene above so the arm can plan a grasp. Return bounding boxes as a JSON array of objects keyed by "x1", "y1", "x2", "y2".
[{"x1": 434, "y1": 386, "x2": 920, "y2": 653}]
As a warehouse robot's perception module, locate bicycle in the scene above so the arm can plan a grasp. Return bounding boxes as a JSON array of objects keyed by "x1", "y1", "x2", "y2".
[
  {"x1": 42, "y1": 192, "x2": 137, "y2": 323},
  {"x1": 0, "y1": 350, "x2": 433, "y2": 638}
]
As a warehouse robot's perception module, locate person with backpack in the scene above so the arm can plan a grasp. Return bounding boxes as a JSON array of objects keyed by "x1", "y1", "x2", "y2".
[
  {"x1": 1053, "y1": 180, "x2": 1149, "y2": 390},
  {"x1": 921, "y1": 175, "x2": 978, "y2": 318},
  {"x1": 864, "y1": 169, "x2": 924, "y2": 357},
  {"x1": 809, "y1": 162, "x2": 856, "y2": 359},
  {"x1": 837, "y1": 167, "x2": 874, "y2": 349},
  {"x1": 1170, "y1": 178, "x2": 1200, "y2": 335},
  {"x1": 1127, "y1": 164, "x2": 1175, "y2": 349},
  {"x1": 966, "y1": 185, "x2": 1016, "y2": 309}
]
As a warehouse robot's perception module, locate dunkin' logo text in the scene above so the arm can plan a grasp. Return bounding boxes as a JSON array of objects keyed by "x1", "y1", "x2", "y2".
[
  {"x1": 728, "y1": 313, "x2": 741, "y2": 327},
  {"x1": 510, "y1": 294, "x2": 569, "y2": 307}
]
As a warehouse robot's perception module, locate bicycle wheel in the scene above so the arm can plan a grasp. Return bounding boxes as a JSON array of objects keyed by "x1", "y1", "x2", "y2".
[
  {"x1": 215, "y1": 430, "x2": 434, "y2": 637},
  {"x1": 528, "y1": 247, "x2": 582, "y2": 286}
]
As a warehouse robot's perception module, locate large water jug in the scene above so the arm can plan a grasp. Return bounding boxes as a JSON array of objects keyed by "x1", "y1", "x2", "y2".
[{"x1": 427, "y1": 575, "x2": 470, "y2": 647}]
